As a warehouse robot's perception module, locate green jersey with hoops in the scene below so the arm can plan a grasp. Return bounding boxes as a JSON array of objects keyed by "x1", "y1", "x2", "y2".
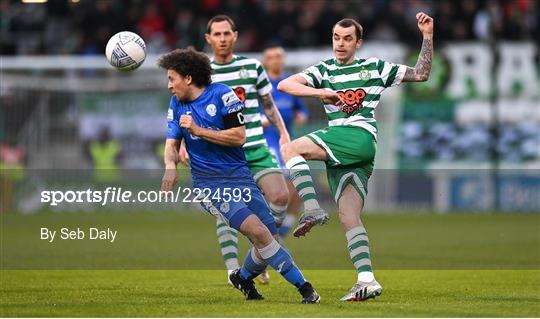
[
  {"x1": 299, "y1": 57, "x2": 407, "y2": 139},
  {"x1": 211, "y1": 55, "x2": 273, "y2": 149}
]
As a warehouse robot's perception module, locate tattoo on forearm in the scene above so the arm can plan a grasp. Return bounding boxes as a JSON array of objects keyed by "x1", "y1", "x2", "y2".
[
  {"x1": 260, "y1": 94, "x2": 286, "y2": 130},
  {"x1": 404, "y1": 37, "x2": 433, "y2": 82}
]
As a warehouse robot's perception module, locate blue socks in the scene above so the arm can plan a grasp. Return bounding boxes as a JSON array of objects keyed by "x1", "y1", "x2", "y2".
[
  {"x1": 239, "y1": 248, "x2": 267, "y2": 280},
  {"x1": 258, "y1": 239, "x2": 307, "y2": 288},
  {"x1": 238, "y1": 240, "x2": 307, "y2": 289}
]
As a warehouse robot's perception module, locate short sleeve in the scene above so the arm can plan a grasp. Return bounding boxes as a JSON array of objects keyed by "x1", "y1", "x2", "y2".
[
  {"x1": 255, "y1": 61, "x2": 273, "y2": 96},
  {"x1": 166, "y1": 97, "x2": 182, "y2": 140},
  {"x1": 219, "y1": 86, "x2": 244, "y2": 116},
  {"x1": 298, "y1": 62, "x2": 324, "y2": 88},
  {"x1": 377, "y1": 59, "x2": 407, "y2": 88}
]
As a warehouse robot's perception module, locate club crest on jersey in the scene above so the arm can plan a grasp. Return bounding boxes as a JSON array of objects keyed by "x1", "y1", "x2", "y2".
[
  {"x1": 359, "y1": 68, "x2": 371, "y2": 80},
  {"x1": 329, "y1": 76, "x2": 336, "y2": 83},
  {"x1": 239, "y1": 68, "x2": 249, "y2": 79},
  {"x1": 206, "y1": 104, "x2": 217, "y2": 116},
  {"x1": 220, "y1": 202, "x2": 230, "y2": 213}
]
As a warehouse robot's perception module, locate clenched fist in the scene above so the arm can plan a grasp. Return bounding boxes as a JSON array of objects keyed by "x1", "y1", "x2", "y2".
[
  {"x1": 416, "y1": 12, "x2": 434, "y2": 36},
  {"x1": 180, "y1": 115, "x2": 201, "y2": 136},
  {"x1": 319, "y1": 89, "x2": 346, "y2": 108}
]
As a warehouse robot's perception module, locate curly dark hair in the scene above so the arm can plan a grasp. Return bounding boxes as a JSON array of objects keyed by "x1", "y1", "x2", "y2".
[{"x1": 157, "y1": 48, "x2": 213, "y2": 87}]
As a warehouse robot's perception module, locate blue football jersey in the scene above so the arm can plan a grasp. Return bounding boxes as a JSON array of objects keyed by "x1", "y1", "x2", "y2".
[{"x1": 166, "y1": 83, "x2": 254, "y2": 186}]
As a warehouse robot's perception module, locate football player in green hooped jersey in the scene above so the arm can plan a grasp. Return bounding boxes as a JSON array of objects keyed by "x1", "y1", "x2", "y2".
[
  {"x1": 179, "y1": 15, "x2": 291, "y2": 285},
  {"x1": 278, "y1": 12, "x2": 434, "y2": 301}
]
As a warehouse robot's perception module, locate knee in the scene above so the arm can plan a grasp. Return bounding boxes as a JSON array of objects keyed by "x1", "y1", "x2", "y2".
[
  {"x1": 245, "y1": 223, "x2": 272, "y2": 246},
  {"x1": 338, "y1": 210, "x2": 360, "y2": 230}
]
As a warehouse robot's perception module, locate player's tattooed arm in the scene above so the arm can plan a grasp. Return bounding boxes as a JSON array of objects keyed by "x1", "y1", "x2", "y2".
[
  {"x1": 260, "y1": 93, "x2": 290, "y2": 144},
  {"x1": 403, "y1": 37, "x2": 433, "y2": 82},
  {"x1": 403, "y1": 12, "x2": 434, "y2": 82}
]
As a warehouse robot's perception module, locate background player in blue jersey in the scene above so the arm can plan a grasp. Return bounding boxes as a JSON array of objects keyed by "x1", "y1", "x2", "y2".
[
  {"x1": 158, "y1": 48, "x2": 320, "y2": 304},
  {"x1": 261, "y1": 46, "x2": 309, "y2": 240}
]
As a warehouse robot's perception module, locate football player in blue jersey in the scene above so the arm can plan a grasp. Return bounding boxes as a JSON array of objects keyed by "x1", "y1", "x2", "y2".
[
  {"x1": 158, "y1": 48, "x2": 320, "y2": 304},
  {"x1": 261, "y1": 46, "x2": 309, "y2": 240}
]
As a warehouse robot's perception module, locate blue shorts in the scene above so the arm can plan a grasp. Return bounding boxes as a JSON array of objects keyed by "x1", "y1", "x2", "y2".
[{"x1": 198, "y1": 184, "x2": 277, "y2": 236}]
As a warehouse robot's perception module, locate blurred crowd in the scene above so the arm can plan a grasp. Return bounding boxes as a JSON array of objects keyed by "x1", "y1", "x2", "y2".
[
  {"x1": 0, "y1": 0, "x2": 537, "y2": 55},
  {"x1": 400, "y1": 121, "x2": 540, "y2": 162}
]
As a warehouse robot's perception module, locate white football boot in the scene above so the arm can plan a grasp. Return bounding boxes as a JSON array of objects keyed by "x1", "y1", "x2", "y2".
[{"x1": 340, "y1": 279, "x2": 382, "y2": 301}]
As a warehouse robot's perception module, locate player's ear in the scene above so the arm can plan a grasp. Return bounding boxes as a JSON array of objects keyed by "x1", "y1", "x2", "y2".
[
  {"x1": 204, "y1": 32, "x2": 211, "y2": 45},
  {"x1": 232, "y1": 31, "x2": 238, "y2": 43},
  {"x1": 185, "y1": 75, "x2": 193, "y2": 85},
  {"x1": 356, "y1": 39, "x2": 363, "y2": 49}
]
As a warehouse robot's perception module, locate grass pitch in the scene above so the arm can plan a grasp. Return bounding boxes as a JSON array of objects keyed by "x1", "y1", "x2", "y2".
[
  {"x1": 1, "y1": 270, "x2": 538, "y2": 317},
  {"x1": 1, "y1": 211, "x2": 539, "y2": 317}
]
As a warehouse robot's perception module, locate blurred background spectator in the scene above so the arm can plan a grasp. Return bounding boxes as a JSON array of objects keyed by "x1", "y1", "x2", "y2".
[{"x1": 0, "y1": 0, "x2": 538, "y2": 55}]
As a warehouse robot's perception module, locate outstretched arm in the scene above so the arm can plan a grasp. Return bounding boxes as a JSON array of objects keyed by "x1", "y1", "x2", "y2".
[
  {"x1": 403, "y1": 12, "x2": 434, "y2": 82},
  {"x1": 277, "y1": 74, "x2": 322, "y2": 98},
  {"x1": 278, "y1": 75, "x2": 347, "y2": 107}
]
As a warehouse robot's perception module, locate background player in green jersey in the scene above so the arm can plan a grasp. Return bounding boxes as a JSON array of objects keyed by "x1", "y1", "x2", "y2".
[
  {"x1": 278, "y1": 12, "x2": 434, "y2": 301},
  {"x1": 179, "y1": 15, "x2": 291, "y2": 284}
]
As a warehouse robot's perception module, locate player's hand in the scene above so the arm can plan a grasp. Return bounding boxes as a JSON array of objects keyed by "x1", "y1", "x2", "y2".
[
  {"x1": 161, "y1": 167, "x2": 178, "y2": 199},
  {"x1": 279, "y1": 132, "x2": 291, "y2": 147},
  {"x1": 416, "y1": 12, "x2": 433, "y2": 36},
  {"x1": 178, "y1": 141, "x2": 189, "y2": 166},
  {"x1": 319, "y1": 90, "x2": 346, "y2": 108},
  {"x1": 180, "y1": 115, "x2": 201, "y2": 136}
]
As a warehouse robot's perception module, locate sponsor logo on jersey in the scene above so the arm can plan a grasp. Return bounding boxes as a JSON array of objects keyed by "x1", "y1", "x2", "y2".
[
  {"x1": 167, "y1": 108, "x2": 173, "y2": 121},
  {"x1": 233, "y1": 87, "x2": 246, "y2": 103},
  {"x1": 206, "y1": 104, "x2": 217, "y2": 116},
  {"x1": 222, "y1": 90, "x2": 242, "y2": 106},
  {"x1": 337, "y1": 88, "x2": 366, "y2": 114}
]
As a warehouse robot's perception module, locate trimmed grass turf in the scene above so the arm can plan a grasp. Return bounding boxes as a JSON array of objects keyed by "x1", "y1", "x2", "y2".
[
  {"x1": 1, "y1": 270, "x2": 539, "y2": 317},
  {"x1": 1, "y1": 212, "x2": 538, "y2": 269},
  {"x1": 1, "y1": 212, "x2": 539, "y2": 316}
]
